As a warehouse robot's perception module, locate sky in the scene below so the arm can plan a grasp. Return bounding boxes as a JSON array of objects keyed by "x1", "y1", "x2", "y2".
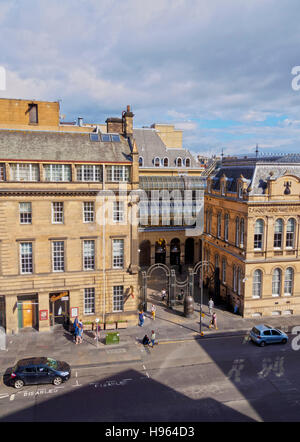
[{"x1": 1, "y1": 0, "x2": 300, "y2": 157}]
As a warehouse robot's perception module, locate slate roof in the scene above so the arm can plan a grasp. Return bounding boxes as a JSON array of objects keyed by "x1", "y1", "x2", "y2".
[
  {"x1": 0, "y1": 129, "x2": 132, "y2": 163},
  {"x1": 133, "y1": 128, "x2": 199, "y2": 168},
  {"x1": 210, "y1": 156, "x2": 300, "y2": 195}
]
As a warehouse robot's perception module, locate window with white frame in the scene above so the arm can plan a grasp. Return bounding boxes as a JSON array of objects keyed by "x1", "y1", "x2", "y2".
[
  {"x1": 185, "y1": 158, "x2": 191, "y2": 167},
  {"x1": 113, "y1": 201, "x2": 125, "y2": 223},
  {"x1": 52, "y1": 202, "x2": 64, "y2": 224},
  {"x1": 76, "y1": 165, "x2": 102, "y2": 182},
  {"x1": 252, "y1": 269, "x2": 262, "y2": 298},
  {"x1": 106, "y1": 165, "x2": 130, "y2": 182},
  {"x1": 83, "y1": 240, "x2": 95, "y2": 270},
  {"x1": 112, "y1": 239, "x2": 124, "y2": 269},
  {"x1": 83, "y1": 202, "x2": 94, "y2": 223},
  {"x1": 113, "y1": 285, "x2": 124, "y2": 312},
  {"x1": 20, "y1": 242, "x2": 33, "y2": 274},
  {"x1": 52, "y1": 241, "x2": 65, "y2": 272},
  {"x1": 176, "y1": 158, "x2": 182, "y2": 167},
  {"x1": 19, "y1": 202, "x2": 32, "y2": 224},
  {"x1": 44, "y1": 164, "x2": 71, "y2": 182},
  {"x1": 154, "y1": 157, "x2": 160, "y2": 167},
  {"x1": 272, "y1": 268, "x2": 281, "y2": 296},
  {"x1": 163, "y1": 157, "x2": 169, "y2": 167},
  {"x1": 274, "y1": 218, "x2": 283, "y2": 249},
  {"x1": 286, "y1": 218, "x2": 295, "y2": 248},
  {"x1": 84, "y1": 288, "x2": 95, "y2": 314},
  {"x1": 284, "y1": 267, "x2": 293, "y2": 296},
  {"x1": 254, "y1": 219, "x2": 264, "y2": 250},
  {"x1": 10, "y1": 163, "x2": 39, "y2": 181}
]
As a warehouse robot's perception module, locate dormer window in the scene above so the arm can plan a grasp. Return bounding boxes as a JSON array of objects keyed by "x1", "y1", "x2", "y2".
[
  {"x1": 176, "y1": 158, "x2": 182, "y2": 167},
  {"x1": 139, "y1": 157, "x2": 144, "y2": 167},
  {"x1": 185, "y1": 158, "x2": 191, "y2": 167},
  {"x1": 154, "y1": 157, "x2": 160, "y2": 167},
  {"x1": 163, "y1": 157, "x2": 169, "y2": 167}
]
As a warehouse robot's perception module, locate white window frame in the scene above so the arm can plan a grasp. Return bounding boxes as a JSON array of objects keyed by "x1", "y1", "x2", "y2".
[
  {"x1": 76, "y1": 165, "x2": 102, "y2": 182},
  {"x1": 113, "y1": 201, "x2": 125, "y2": 223},
  {"x1": 20, "y1": 202, "x2": 32, "y2": 224},
  {"x1": 112, "y1": 239, "x2": 124, "y2": 269},
  {"x1": 83, "y1": 240, "x2": 95, "y2": 271},
  {"x1": 84, "y1": 288, "x2": 95, "y2": 314},
  {"x1": 52, "y1": 202, "x2": 64, "y2": 224},
  {"x1": 252, "y1": 269, "x2": 262, "y2": 299},
  {"x1": 52, "y1": 241, "x2": 65, "y2": 272},
  {"x1": 44, "y1": 164, "x2": 71, "y2": 182},
  {"x1": 20, "y1": 242, "x2": 33, "y2": 274},
  {"x1": 10, "y1": 163, "x2": 39, "y2": 182},
  {"x1": 83, "y1": 202, "x2": 95, "y2": 223},
  {"x1": 113, "y1": 285, "x2": 124, "y2": 312}
]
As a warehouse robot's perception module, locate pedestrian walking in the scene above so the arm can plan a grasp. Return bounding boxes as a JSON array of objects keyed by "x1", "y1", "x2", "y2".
[
  {"x1": 142, "y1": 334, "x2": 150, "y2": 346},
  {"x1": 208, "y1": 298, "x2": 214, "y2": 315},
  {"x1": 151, "y1": 304, "x2": 156, "y2": 320},
  {"x1": 161, "y1": 288, "x2": 167, "y2": 302},
  {"x1": 77, "y1": 320, "x2": 83, "y2": 343},
  {"x1": 179, "y1": 289, "x2": 184, "y2": 301},
  {"x1": 209, "y1": 312, "x2": 218, "y2": 330},
  {"x1": 138, "y1": 310, "x2": 145, "y2": 327},
  {"x1": 150, "y1": 330, "x2": 156, "y2": 347},
  {"x1": 234, "y1": 299, "x2": 240, "y2": 314}
]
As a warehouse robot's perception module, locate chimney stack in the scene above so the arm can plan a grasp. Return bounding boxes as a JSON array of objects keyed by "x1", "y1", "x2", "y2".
[{"x1": 123, "y1": 105, "x2": 134, "y2": 137}]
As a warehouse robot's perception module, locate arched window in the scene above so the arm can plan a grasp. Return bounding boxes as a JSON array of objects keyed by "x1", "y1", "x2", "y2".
[
  {"x1": 176, "y1": 157, "x2": 182, "y2": 167},
  {"x1": 237, "y1": 267, "x2": 242, "y2": 295},
  {"x1": 222, "y1": 258, "x2": 226, "y2": 283},
  {"x1": 233, "y1": 265, "x2": 237, "y2": 292},
  {"x1": 224, "y1": 213, "x2": 229, "y2": 242},
  {"x1": 286, "y1": 218, "x2": 295, "y2": 248},
  {"x1": 235, "y1": 217, "x2": 240, "y2": 246},
  {"x1": 272, "y1": 268, "x2": 281, "y2": 296},
  {"x1": 138, "y1": 156, "x2": 143, "y2": 167},
  {"x1": 185, "y1": 158, "x2": 191, "y2": 167},
  {"x1": 284, "y1": 267, "x2": 293, "y2": 295},
  {"x1": 253, "y1": 269, "x2": 262, "y2": 298},
  {"x1": 240, "y1": 218, "x2": 245, "y2": 247},
  {"x1": 254, "y1": 219, "x2": 264, "y2": 250},
  {"x1": 217, "y1": 212, "x2": 222, "y2": 238},
  {"x1": 163, "y1": 157, "x2": 169, "y2": 167},
  {"x1": 274, "y1": 218, "x2": 283, "y2": 248},
  {"x1": 154, "y1": 157, "x2": 160, "y2": 167}
]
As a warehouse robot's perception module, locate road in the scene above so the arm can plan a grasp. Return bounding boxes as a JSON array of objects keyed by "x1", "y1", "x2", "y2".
[{"x1": 0, "y1": 333, "x2": 299, "y2": 422}]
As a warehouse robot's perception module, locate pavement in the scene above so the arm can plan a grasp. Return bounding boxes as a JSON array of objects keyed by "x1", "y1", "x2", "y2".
[{"x1": 1, "y1": 286, "x2": 300, "y2": 376}]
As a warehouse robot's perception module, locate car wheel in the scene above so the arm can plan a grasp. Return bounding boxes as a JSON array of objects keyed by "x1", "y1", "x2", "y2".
[
  {"x1": 14, "y1": 379, "x2": 24, "y2": 389},
  {"x1": 282, "y1": 338, "x2": 287, "y2": 344},
  {"x1": 53, "y1": 376, "x2": 62, "y2": 386},
  {"x1": 259, "y1": 341, "x2": 266, "y2": 347}
]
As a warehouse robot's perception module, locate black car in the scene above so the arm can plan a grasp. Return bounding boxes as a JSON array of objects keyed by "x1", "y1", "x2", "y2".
[{"x1": 10, "y1": 357, "x2": 71, "y2": 389}]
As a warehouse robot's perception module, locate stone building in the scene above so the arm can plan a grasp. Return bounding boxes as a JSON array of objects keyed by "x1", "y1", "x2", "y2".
[
  {"x1": 134, "y1": 124, "x2": 206, "y2": 269},
  {"x1": 204, "y1": 154, "x2": 300, "y2": 318},
  {"x1": 0, "y1": 99, "x2": 139, "y2": 334}
]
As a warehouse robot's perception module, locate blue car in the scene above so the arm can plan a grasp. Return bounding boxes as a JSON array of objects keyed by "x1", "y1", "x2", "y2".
[{"x1": 250, "y1": 324, "x2": 288, "y2": 347}]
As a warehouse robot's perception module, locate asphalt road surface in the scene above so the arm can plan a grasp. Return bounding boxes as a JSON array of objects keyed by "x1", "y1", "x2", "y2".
[{"x1": 0, "y1": 333, "x2": 299, "y2": 422}]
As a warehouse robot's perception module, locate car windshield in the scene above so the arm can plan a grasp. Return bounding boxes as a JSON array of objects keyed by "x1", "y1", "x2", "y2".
[{"x1": 45, "y1": 358, "x2": 58, "y2": 369}]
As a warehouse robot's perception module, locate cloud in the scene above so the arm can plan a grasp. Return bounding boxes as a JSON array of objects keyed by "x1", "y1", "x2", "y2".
[{"x1": 1, "y1": 0, "x2": 300, "y2": 154}]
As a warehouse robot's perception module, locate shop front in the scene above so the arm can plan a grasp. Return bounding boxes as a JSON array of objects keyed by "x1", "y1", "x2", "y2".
[
  {"x1": 17, "y1": 294, "x2": 39, "y2": 330},
  {"x1": 49, "y1": 291, "x2": 70, "y2": 327}
]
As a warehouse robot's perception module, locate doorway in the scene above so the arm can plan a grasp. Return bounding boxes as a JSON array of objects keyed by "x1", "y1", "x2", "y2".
[{"x1": 49, "y1": 292, "x2": 70, "y2": 326}]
